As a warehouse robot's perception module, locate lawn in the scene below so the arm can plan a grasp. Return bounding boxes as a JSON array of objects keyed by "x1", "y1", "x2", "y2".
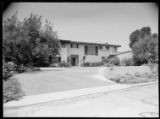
[{"x1": 14, "y1": 68, "x2": 113, "y2": 96}]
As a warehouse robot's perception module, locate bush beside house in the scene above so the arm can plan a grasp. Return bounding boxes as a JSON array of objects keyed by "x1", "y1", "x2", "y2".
[
  {"x1": 102, "y1": 56, "x2": 120, "y2": 66},
  {"x1": 82, "y1": 61, "x2": 103, "y2": 67}
]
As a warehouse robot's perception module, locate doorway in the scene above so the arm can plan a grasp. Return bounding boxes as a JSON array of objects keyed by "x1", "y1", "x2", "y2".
[
  {"x1": 71, "y1": 55, "x2": 79, "y2": 66},
  {"x1": 71, "y1": 57, "x2": 76, "y2": 66}
]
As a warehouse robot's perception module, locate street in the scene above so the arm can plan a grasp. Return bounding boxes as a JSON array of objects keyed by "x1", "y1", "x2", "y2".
[{"x1": 30, "y1": 83, "x2": 158, "y2": 117}]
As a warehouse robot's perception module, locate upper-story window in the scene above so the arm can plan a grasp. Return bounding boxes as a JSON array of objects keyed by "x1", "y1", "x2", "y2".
[
  {"x1": 85, "y1": 45, "x2": 98, "y2": 56},
  {"x1": 106, "y1": 46, "x2": 109, "y2": 50},
  {"x1": 70, "y1": 44, "x2": 73, "y2": 48},
  {"x1": 114, "y1": 47, "x2": 117, "y2": 52},
  {"x1": 71, "y1": 43, "x2": 79, "y2": 48},
  {"x1": 61, "y1": 42, "x2": 65, "y2": 48},
  {"x1": 111, "y1": 47, "x2": 114, "y2": 52},
  {"x1": 99, "y1": 45, "x2": 103, "y2": 50}
]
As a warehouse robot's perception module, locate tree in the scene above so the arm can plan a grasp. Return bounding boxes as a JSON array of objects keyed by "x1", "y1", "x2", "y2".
[
  {"x1": 129, "y1": 26, "x2": 158, "y2": 65},
  {"x1": 3, "y1": 12, "x2": 22, "y2": 64},
  {"x1": 39, "y1": 20, "x2": 59, "y2": 64},
  {"x1": 3, "y1": 12, "x2": 59, "y2": 67}
]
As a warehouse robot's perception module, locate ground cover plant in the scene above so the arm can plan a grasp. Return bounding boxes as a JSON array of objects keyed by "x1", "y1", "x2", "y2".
[{"x1": 105, "y1": 64, "x2": 158, "y2": 84}]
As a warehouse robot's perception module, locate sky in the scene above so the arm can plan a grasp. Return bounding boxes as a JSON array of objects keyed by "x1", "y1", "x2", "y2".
[{"x1": 3, "y1": 3, "x2": 158, "y2": 51}]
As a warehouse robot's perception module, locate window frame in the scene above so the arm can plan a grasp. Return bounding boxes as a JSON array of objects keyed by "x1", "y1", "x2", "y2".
[{"x1": 84, "y1": 45, "x2": 98, "y2": 56}]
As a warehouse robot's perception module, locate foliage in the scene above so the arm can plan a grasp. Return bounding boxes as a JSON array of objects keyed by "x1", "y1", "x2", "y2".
[
  {"x1": 129, "y1": 26, "x2": 158, "y2": 65},
  {"x1": 50, "y1": 63, "x2": 59, "y2": 67},
  {"x1": 106, "y1": 56, "x2": 120, "y2": 66},
  {"x1": 82, "y1": 62, "x2": 103, "y2": 67},
  {"x1": 82, "y1": 62, "x2": 90, "y2": 67},
  {"x1": 121, "y1": 58, "x2": 134, "y2": 66},
  {"x1": 59, "y1": 61, "x2": 70, "y2": 67},
  {"x1": 15, "y1": 64, "x2": 27, "y2": 73},
  {"x1": 3, "y1": 78, "x2": 24, "y2": 103},
  {"x1": 3, "y1": 12, "x2": 59, "y2": 67},
  {"x1": 102, "y1": 57, "x2": 109, "y2": 64},
  {"x1": 3, "y1": 62, "x2": 15, "y2": 81}
]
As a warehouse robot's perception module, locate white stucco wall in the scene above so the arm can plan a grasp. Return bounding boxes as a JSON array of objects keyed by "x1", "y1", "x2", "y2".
[
  {"x1": 59, "y1": 42, "x2": 119, "y2": 66},
  {"x1": 85, "y1": 46, "x2": 111, "y2": 63},
  {"x1": 67, "y1": 44, "x2": 85, "y2": 65},
  {"x1": 59, "y1": 48, "x2": 68, "y2": 62}
]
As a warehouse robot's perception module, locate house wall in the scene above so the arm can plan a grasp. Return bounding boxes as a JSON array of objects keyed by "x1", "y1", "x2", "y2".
[
  {"x1": 85, "y1": 46, "x2": 112, "y2": 63},
  {"x1": 59, "y1": 47, "x2": 68, "y2": 62},
  {"x1": 59, "y1": 42, "x2": 119, "y2": 66},
  {"x1": 67, "y1": 44, "x2": 84, "y2": 65}
]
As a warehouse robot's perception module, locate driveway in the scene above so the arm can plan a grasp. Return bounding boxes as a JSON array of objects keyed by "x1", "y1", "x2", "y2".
[
  {"x1": 30, "y1": 83, "x2": 158, "y2": 117},
  {"x1": 14, "y1": 67, "x2": 114, "y2": 96}
]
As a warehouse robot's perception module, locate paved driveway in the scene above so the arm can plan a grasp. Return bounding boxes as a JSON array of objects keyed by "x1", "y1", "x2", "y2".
[
  {"x1": 30, "y1": 83, "x2": 158, "y2": 117},
  {"x1": 14, "y1": 67, "x2": 113, "y2": 96}
]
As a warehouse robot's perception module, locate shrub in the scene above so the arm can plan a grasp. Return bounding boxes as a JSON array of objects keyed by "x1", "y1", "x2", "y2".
[
  {"x1": 102, "y1": 57, "x2": 109, "y2": 64},
  {"x1": 83, "y1": 62, "x2": 90, "y2": 67},
  {"x1": 50, "y1": 63, "x2": 59, "y2": 67},
  {"x1": 89, "y1": 62, "x2": 103, "y2": 67},
  {"x1": 15, "y1": 64, "x2": 27, "y2": 73},
  {"x1": 109, "y1": 56, "x2": 120, "y2": 66},
  {"x1": 82, "y1": 62, "x2": 103, "y2": 67},
  {"x1": 32, "y1": 67, "x2": 40, "y2": 71},
  {"x1": 121, "y1": 58, "x2": 134, "y2": 66},
  {"x1": 103, "y1": 56, "x2": 120, "y2": 66},
  {"x1": 3, "y1": 78, "x2": 24, "y2": 103},
  {"x1": 3, "y1": 62, "x2": 15, "y2": 81},
  {"x1": 60, "y1": 61, "x2": 70, "y2": 67},
  {"x1": 103, "y1": 63, "x2": 115, "y2": 67}
]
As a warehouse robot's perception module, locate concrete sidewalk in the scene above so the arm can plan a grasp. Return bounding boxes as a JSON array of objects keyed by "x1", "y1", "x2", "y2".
[
  {"x1": 3, "y1": 81, "x2": 158, "y2": 117},
  {"x1": 30, "y1": 82, "x2": 159, "y2": 117}
]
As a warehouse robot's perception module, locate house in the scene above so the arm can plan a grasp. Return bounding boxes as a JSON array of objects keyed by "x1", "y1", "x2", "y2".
[{"x1": 55, "y1": 39, "x2": 121, "y2": 66}]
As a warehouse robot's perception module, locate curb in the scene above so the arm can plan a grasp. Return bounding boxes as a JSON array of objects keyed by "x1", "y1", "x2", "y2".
[
  {"x1": 40, "y1": 67, "x2": 64, "y2": 71},
  {"x1": 4, "y1": 81, "x2": 157, "y2": 108},
  {"x1": 3, "y1": 81, "x2": 158, "y2": 117}
]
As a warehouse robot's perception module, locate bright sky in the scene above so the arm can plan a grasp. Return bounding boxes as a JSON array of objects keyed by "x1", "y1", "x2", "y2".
[{"x1": 3, "y1": 2, "x2": 158, "y2": 51}]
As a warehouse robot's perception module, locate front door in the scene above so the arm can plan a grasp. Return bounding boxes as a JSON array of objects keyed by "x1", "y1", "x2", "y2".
[{"x1": 71, "y1": 57, "x2": 76, "y2": 66}]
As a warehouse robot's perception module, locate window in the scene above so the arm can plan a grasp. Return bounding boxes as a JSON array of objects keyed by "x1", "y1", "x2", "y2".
[
  {"x1": 85, "y1": 45, "x2": 98, "y2": 55},
  {"x1": 70, "y1": 44, "x2": 73, "y2": 48},
  {"x1": 106, "y1": 46, "x2": 109, "y2": 50},
  {"x1": 71, "y1": 43, "x2": 79, "y2": 48},
  {"x1": 61, "y1": 42, "x2": 65, "y2": 48},
  {"x1": 114, "y1": 47, "x2": 117, "y2": 52},
  {"x1": 99, "y1": 45, "x2": 103, "y2": 50},
  {"x1": 49, "y1": 56, "x2": 52, "y2": 63},
  {"x1": 85, "y1": 46, "x2": 88, "y2": 55},
  {"x1": 83, "y1": 56, "x2": 85, "y2": 60},
  {"x1": 95, "y1": 46, "x2": 98, "y2": 55},
  {"x1": 58, "y1": 57, "x2": 61, "y2": 62}
]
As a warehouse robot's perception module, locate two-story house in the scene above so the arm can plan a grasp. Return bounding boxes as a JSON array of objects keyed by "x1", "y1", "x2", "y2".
[{"x1": 56, "y1": 39, "x2": 121, "y2": 66}]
